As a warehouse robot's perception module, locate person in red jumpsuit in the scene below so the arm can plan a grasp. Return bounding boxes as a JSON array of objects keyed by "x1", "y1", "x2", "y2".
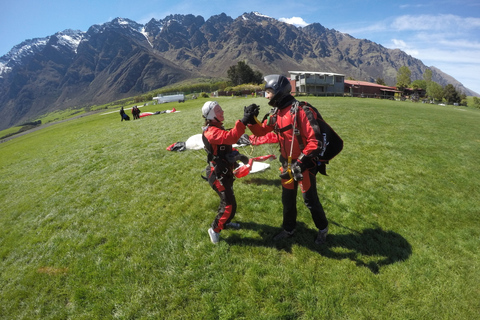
[
  {"x1": 202, "y1": 101, "x2": 258, "y2": 244},
  {"x1": 247, "y1": 75, "x2": 329, "y2": 244}
]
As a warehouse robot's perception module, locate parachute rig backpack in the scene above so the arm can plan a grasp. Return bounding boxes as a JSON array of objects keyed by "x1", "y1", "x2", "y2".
[{"x1": 292, "y1": 101, "x2": 343, "y2": 175}]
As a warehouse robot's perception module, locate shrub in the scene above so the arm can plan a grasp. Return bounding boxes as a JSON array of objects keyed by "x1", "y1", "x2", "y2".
[{"x1": 473, "y1": 97, "x2": 480, "y2": 109}]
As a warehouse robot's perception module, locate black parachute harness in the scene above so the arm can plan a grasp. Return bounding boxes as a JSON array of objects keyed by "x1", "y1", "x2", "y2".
[
  {"x1": 272, "y1": 101, "x2": 329, "y2": 180},
  {"x1": 201, "y1": 125, "x2": 249, "y2": 182},
  {"x1": 268, "y1": 101, "x2": 300, "y2": 184}
]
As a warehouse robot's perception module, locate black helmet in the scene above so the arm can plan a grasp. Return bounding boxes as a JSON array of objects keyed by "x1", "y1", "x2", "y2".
[{"x1": 264, "y1": 74, "x2": 292, "y2": 107}]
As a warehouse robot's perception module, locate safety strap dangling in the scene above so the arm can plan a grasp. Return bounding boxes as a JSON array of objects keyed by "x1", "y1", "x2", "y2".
[{"x1": 283, "y1": 101, "x2": 300, "y2": 184}]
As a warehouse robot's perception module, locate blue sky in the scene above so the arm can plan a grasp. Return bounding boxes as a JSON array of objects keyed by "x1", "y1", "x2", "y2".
[{"x1": 1, "y1": 0, "x2": 479, "y2": 94}]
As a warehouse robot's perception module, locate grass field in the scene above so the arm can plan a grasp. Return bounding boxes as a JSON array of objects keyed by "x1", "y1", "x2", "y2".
[{"x1": 1, "y1": 96, "x2": 479, "y2": 319}]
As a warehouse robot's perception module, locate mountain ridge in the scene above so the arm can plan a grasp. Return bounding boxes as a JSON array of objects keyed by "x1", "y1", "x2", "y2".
[{"x1": 0, "y1": 11, "x2": 477, "y2": 131}]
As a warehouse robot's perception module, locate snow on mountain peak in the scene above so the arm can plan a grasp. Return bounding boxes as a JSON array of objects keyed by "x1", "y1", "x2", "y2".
[
  {"x1": 141, "y1": 27, "x2": 154, "y2": 48},
  {"x1": 54, "y1": 30, "x2": 85, "y2": 52},
  {"x1": 0, "y1": 30, "x2": 85, "y2": 76},
  {"x1": 112, "y1": 17, "x2": 144, "y2": 31},
  {"x1": 0, "y1": 37, "x2": 48, "y2": 74},
  {"x1": 117, "y1": 18, "x2": 130, "y2": 25},
  {"x1": 242, "y1": 12, "x2": 273, "y2": 21},
  {"x1": 253, "y1": 12, "x2": 271, "y2": 18}
]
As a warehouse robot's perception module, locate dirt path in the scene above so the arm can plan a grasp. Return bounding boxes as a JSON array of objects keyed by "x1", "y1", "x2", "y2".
[{"x1": 0, "y1": 110, "x2": 107, "y2": 144}]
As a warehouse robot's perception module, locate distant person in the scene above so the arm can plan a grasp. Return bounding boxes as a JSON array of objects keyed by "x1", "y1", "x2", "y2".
[
  {"x1": 246, "y1": 74, "x2": 329, "y2": 244},
  {"x1": 120, "y1": 106, "x2": 130, "y2": 121},
  {"x1": 120, "y1": 106, "x2": 125, "y2": 121},
  {"x1": 201, "y1": 101, "x2": 257, "y2": 244},
  {"x1": 136, "y1": 106, "x2": 141, "y2": 119},
  {"x1": 131, "y1": 106, "x2": 140, "y2": 119}
]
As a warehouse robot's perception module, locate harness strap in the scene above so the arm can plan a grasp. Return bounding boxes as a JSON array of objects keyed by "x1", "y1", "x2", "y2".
[
  {"x1": 290, "y1": 101, "x2": 305, "y2": 152},
  {"x1": 276, "y1": 124, "x2": 292, "y2": 133}
]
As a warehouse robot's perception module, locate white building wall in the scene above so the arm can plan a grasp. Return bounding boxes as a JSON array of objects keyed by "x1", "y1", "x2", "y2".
[{"x1": 289, "y1": 71, "x2": 345, "y2": 96}]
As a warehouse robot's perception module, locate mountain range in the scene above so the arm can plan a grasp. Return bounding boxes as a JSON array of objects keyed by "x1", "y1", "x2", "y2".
[{"x1": 0, "y1": 12, "x2": 476, "y2": 131}]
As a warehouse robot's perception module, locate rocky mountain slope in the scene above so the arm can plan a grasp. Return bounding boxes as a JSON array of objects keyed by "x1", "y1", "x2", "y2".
[{"x1": 0, "y1": 12, "x2": 475, "y2": 131}]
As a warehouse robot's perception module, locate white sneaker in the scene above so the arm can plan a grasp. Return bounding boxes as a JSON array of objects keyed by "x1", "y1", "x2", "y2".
[{"x1": 208, "y1": 228, "x2": 220, "y2": 244}]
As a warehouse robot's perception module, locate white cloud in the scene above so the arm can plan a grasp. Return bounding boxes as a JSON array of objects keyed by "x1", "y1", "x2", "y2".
[
  {"x1": 391, "y1": 14, "x2": 480, "y2": 31},
  {"x1": 439, "y1": 39, "x2": 480, "y2": 50},
  {"x1": 416, "y1": 47, "x2": 480, "y2": 65},
  {"x1": 399, "y1": 4, "x2": 427, "y2": 9},
  {"x1": 391, "y1": 39, "x2": 407, "y2": 48},
  {"x1": 386, "y1": 38, "x2": 480, "y2": 93},
  {"x1": 279, "y1": 16, "x2": 309, "y2": 27},
  {"x1": 390, "y1": 39, "x2": 419, "y2": 56}
]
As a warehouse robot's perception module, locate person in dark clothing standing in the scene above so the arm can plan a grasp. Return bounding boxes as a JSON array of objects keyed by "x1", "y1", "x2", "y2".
[
  {"x1": 131, "y1": 106, "x2": 139, "y2": 119},
  {"x1": 120, "y1": 106, "x2": 130, "y2": 121},
  {"x1": 247, "y1": 74, "x2": 329, "y2": 244},
  {"x1": 202, "y1": 101, "x2": 257, "y2": 244}
]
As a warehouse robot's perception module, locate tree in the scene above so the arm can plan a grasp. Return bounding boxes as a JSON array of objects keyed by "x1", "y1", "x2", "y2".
[
  {"x1": 460, "y1": 92, "x2": 468, "y2": 106},
  {"x1": 473, "y1": 97, "x2": 480, "y2": 109},
  {"x1": 427, "y1": 82, "x2": 443, "y2": 103},
  {"x1": 411, "y1": 80, "x2": 427, "y2": 91},
  {"x1": 376, "y1": 78, "x2": 386, "y2": 86},
  {"x1": 443, "y1": 84, "x2": 461, "y2": 105},
  {"x1": 396, "y1": 66, "x2": 411, "y2": 92},
  {"x1": 227, "y1": 61, "x2": 263, "y2": 86},
  {"x1": 423, "y1": 68, "x2": 433, "y2": 84}
]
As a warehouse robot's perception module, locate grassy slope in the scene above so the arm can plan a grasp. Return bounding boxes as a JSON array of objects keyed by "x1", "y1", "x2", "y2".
[{"x1": 0, "y1": 97, "x2": 479, "y2": 319}]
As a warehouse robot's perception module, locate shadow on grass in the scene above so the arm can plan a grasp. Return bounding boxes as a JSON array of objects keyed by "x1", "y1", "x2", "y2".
[
  {"x1": 224, "y1": 221, "x2": 412, "y2": 274},
  {"x1": 243, "y1": 177, "x2": 283, "y2": 187}
]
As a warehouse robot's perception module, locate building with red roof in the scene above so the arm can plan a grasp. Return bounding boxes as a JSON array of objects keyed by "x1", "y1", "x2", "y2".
[{"x1": 344, "y1": 80, "x2": 401, "y2": 99}]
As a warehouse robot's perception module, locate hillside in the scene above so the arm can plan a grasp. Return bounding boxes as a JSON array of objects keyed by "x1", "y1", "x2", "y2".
[{"x1": 0, "y1": 12, "x2": 477, "y2": 131}]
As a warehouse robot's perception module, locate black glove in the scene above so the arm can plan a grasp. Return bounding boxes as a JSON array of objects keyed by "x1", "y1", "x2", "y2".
[
  {"x1": 279, "y1": 154, "x2": 310, "y2": 181},
  {"x1": 278, "y1": 161, "x2": 303, "y2": 181},
  {"x1": 238, "y1": 154, "x2": 249, "y2": 165},
  {"x1": 244, "y1": 104, "x2": 259, "y2": 116},
  {"x1": 279, "y1": 168, "x2": 292, "y2": 180},
  {"x1": 241, "y1": 104, "x2": 260, "y2": 125},
  {"x1": 226, "y1": 151, "x2": 249, "y2": 165},
  {"x1": 297, "y1": 153, "x2": 313, "y2": 171},
  {"x1": 291, "y1": 162, "x2": 303, "y2": 181}
]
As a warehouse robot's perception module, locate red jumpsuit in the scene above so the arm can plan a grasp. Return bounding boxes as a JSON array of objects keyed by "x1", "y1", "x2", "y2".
[
  {"x1": 248, "y1": 101, "x2": 328, "y2": 232},
  {"x1": 203, "y1": 120, "x2": 246, "y2": 233}
]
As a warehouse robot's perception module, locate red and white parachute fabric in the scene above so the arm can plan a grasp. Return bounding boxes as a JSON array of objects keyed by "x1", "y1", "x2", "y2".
[
  {"x1": 251, "y1": 154, "x2": 276, "y2": 162},
  {"x1": 233, "y1": 158, "x2": 254, "y2": 178},
  {"x1": 233, "y1": 155, "x2": 276, "y2": 178}
]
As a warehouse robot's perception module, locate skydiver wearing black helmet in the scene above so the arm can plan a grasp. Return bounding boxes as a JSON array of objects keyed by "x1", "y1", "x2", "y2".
[{"x1": 247, "y1": 74, "x2": 329, "y2": 244}]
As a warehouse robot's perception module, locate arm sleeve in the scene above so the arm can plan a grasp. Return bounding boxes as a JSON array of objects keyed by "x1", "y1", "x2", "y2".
[
  {"x1": 206, "y1": 120, "x2": 246, "y2": 145},
  {"x1": 247, "y1": 119, "x2": 274, "y2": 136}
]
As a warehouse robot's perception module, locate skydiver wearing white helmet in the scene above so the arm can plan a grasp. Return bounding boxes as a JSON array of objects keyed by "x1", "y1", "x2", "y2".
[{"x1": 202, "y1": 101, "x2": 259, "y2": 244}]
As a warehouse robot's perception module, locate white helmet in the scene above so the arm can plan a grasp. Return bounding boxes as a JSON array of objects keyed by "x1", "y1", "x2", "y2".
[{"x1": 202, "y1": 101, "x2": 224, "y2": 122}]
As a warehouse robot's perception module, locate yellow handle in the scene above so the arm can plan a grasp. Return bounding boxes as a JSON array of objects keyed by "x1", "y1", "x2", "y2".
[{"x1": 285, "y1": 156, "x2": 294, "y2": 184}]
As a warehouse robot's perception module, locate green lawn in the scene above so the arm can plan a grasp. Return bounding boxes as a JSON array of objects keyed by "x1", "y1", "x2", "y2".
[{"x1": 1, "y1": 97, "x2": 479, "y2": 319}]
